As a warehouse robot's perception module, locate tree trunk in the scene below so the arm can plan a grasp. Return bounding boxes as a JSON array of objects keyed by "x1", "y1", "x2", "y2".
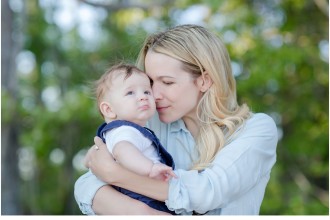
[{"x1": 1, "y1": 0, "x2": 22, "y2": 214}]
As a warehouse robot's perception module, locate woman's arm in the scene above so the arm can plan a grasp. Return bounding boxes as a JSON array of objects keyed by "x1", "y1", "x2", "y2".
[
  {"x1": 92, "y1": 185, "x2": 170, "y2": 215},
  {"x1": 81, "y1": 141, "x2": 171, "y2": 215},
  {"x1": 74, "y1": 168, "x2": 166, "y2": 215},
  {"x1": 87, "y1": 137, "x2": 169, "y2": 202}
]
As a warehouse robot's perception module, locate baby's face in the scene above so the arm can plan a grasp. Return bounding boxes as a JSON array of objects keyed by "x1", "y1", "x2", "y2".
[{"x1": 105, "y1": 72, "x2": 156, "y2": 126}]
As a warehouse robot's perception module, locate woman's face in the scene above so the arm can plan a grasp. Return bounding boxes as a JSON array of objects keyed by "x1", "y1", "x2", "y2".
[{"x1": 145, "y1": 51, "x2": 203, "y2": 124}]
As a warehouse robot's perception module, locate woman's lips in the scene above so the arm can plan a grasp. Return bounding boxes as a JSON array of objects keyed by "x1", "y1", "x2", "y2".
[{"x1": 156, "y1": 106, "x2": 169, "y2": 112}]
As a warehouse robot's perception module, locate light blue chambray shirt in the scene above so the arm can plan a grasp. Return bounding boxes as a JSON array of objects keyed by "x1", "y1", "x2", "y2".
[
  {"x1": 74, "y1": 113, "x2": 278, "y2": 215},
  {"x1": 148, "y1": 112, "x2": 277, "y2": 215}
]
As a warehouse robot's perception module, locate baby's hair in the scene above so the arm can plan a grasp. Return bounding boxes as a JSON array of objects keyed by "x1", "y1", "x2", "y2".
[{"x1": 94, "y1": 62, "x2": 146, "y2": 118}]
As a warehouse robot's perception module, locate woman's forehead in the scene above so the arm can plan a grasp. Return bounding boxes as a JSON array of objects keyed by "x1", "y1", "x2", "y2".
[{"x1": 145, "y1": 51, "x2": 184, "y2": 78}]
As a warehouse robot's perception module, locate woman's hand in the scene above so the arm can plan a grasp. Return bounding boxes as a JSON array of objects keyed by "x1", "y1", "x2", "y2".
[{"x1": 84, "y1": 136, "x2": 119, "y2": 183}]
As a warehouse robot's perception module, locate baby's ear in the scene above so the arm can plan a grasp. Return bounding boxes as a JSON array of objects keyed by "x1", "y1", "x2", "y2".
[
  {"x1": 197, "y1": 72, "x2": 213, "y2": 92},
  {"x1": 100, "y1": 102, "x2": 116, "y2": 119}
]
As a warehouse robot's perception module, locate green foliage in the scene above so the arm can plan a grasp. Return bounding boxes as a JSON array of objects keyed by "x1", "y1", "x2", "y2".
[{"x1": 6, "y1": 0, "x2": 328, "y2": 215}]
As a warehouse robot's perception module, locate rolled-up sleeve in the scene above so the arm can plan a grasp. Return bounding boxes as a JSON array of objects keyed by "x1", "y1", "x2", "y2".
[
  {"x1": 74, "y1": 170, "x2": 108, "y2": 215},
  {"x1": 165, "y1": 114, "x2": 278, "y2": 214}
]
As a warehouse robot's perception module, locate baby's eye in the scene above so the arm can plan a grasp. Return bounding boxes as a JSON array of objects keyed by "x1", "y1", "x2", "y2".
[
  {"x1": 126, "y1": 91, "x2": 134, "y2": 95},
  {"x1": 144, "y1": 90, "x2": 151, "y2": 95}
]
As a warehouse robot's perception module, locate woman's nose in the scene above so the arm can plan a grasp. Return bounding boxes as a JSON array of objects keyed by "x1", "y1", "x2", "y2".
[{"x1": 152, "y1": 85, "x2": 162, "y2": 100}]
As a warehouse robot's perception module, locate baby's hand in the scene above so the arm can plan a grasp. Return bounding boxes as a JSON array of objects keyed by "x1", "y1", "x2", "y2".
[{"x1": 149, "y1": 163, "x2": 177, "y2": 181}]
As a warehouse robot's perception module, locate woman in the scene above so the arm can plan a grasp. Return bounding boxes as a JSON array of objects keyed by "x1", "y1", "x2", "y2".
[{"x1": 74, "y1": 24, "x2": 278, "y2": 215}]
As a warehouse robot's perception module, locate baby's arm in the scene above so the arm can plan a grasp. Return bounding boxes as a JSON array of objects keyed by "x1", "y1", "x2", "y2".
[
  {"x1": 112, "y1": 140, "x2": 154, "y2": 176},
  {"x1": 112, "y1": 141, "x2": 176, "y2": 181},
  {"x1": 149, "y1": 163, "x2": 177, "y2": 181}
]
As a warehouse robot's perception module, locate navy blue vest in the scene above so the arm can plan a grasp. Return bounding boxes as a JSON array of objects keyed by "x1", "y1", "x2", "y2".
[{"x1": 96, "y1": 120, "x2": 176, "y2": 214}]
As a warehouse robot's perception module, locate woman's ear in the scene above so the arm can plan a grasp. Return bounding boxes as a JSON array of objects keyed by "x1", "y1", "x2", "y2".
[
  {"x1": 99, "y1": 101, "x2": 116, "y2": 119},
  {"x1": 197, "y1": 72, "x2": 213, "y2": 92}
]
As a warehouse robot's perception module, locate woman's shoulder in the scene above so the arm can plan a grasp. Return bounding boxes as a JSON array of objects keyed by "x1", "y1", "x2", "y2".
[
  {"x1": 247, "y1": 113, "x2": 277, "y2": 131},
  {"x1": 248, "y1": 113, "x2": 276, "y2": 125},
  {"x1": 241, "y1": 112, "x2": 278, "y2": 141}
]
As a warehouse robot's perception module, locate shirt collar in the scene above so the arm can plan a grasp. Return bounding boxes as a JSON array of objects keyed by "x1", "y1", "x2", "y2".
[{"x1": 170, "y1": 119, "x2": 190, "y2": 133}]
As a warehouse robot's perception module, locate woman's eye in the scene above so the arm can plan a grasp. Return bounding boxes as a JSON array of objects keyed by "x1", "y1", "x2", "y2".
[{"x1": 163, "y1": 81, "x2": 173, "y2": 85}]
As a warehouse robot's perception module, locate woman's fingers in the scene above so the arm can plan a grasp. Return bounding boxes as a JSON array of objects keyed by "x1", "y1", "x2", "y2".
[
  {"x1": 84, "y1": 145, "x2": 95, "y2": 168},
  {"x1": 94, "y1": 136, "x2": 105, "y2": 148},
  {"x1": 86, "y1": 136, "x2": 119, "y2": 182},
  {"x1": 83, "y1": 137, "x2": 106, "y2": 168}
]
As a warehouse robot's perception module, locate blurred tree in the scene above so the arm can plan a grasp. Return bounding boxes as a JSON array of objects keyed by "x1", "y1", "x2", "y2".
[
  {"x1": 2, "y1": 0, "x2": 328, "y2": 215},
  {"x1": 1, "y1": 0, "x2": 22, "y2": 214}
]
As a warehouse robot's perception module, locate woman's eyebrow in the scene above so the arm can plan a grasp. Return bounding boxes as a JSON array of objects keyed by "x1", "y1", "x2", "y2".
[{"x1": 155, "y1": 76, "x2": 175, "y2": 80}]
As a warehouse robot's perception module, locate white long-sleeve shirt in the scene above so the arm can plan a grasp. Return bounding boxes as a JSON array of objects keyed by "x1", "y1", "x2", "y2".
[{"x1": 74, "y1": 113, "x2": 278, "y2": 215}]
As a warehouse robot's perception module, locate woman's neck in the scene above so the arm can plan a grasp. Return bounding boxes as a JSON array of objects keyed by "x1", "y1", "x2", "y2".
[{"x1": 182, "y1": 116, "x2": 200, "y2": 139}]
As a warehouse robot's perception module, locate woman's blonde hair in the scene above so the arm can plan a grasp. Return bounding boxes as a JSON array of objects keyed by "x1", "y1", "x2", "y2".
[{"x1": 136, "y1": 24, "x2": 251, "y2": 170}]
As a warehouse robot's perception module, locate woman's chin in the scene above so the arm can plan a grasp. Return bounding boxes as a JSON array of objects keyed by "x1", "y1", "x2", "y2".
[{"x1": 159, "y1": 115, "x2": 178, "y2": 124}]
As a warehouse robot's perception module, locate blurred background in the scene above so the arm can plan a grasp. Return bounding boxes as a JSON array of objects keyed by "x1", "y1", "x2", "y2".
[{"x1": 1, "y1": 0, "x2": 329, "y2": 215}]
